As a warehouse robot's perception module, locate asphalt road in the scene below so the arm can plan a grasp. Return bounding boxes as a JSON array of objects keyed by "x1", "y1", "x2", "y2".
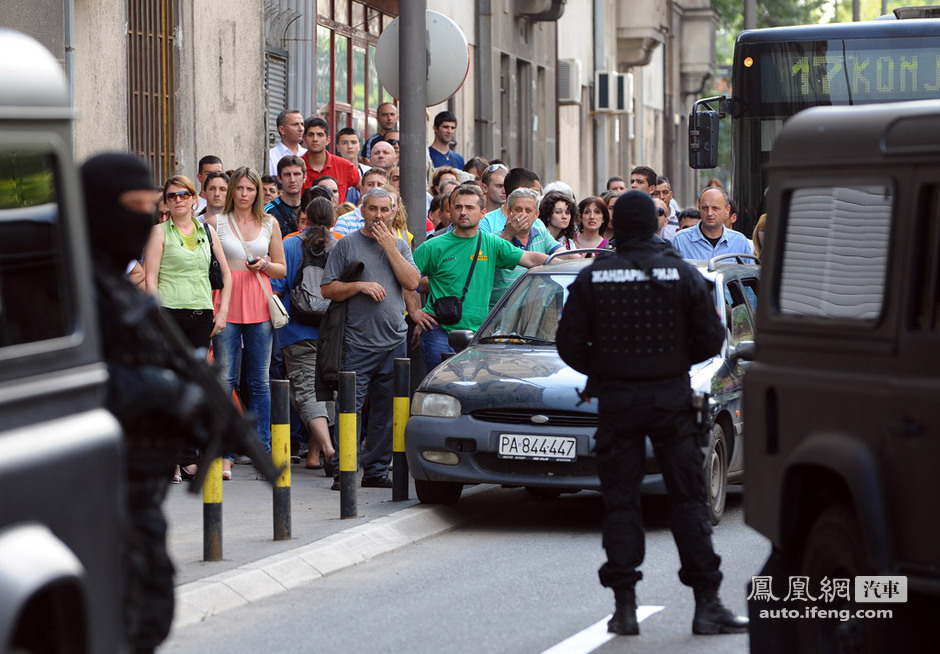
[{"x1": 161, "y1": 486, "x2": 768, "y2": 654}]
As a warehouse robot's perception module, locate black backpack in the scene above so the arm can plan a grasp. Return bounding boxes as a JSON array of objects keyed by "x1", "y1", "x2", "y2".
[{"x1": 288, "y1": 243, "x2": 332, "y2": 326}]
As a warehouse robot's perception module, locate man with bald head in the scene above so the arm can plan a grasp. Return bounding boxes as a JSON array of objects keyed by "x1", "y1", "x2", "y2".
[
  {"x1": 673, "y1": 187, "x2": 752, "y2": 260},
  {"x1": 369, "y1": 140, "x2": 398, "y2": 173}
]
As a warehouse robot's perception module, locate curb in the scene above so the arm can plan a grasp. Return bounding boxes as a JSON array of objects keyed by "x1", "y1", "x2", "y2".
[{"x1": 172, "y1": 486, "x2": 523, "y2": 628}]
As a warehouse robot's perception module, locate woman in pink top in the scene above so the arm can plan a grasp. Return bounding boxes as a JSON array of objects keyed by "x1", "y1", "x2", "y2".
[
  {"x1": 577, "y1": 196, "x2": 611, "y2": 251},
  {"x1": 212, "y1": 167, "x2": 286, "y2": 478}
]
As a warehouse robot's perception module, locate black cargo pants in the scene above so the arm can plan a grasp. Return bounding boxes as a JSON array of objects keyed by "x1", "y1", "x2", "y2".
[{"x1": 595, "y1": 376, "x2": 722, "y2": 593}]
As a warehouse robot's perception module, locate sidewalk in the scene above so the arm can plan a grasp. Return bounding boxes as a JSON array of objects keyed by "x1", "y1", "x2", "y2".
[{"x1": 164, "y1": 461, "x2": 528, "y2": 629}]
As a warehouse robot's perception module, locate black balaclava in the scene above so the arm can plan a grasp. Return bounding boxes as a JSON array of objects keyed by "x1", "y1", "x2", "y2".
[
  {"x1": 612, "y1": 190, "x2": 658, "y2": 249},
  {"x1": 81, "y1": 153, "x2": 155, "y2": 274}
]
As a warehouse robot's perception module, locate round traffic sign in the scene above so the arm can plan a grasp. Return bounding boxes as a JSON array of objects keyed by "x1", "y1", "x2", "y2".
[{"x1": 375, "y1": 10, "x2": 470, "y2": 107}]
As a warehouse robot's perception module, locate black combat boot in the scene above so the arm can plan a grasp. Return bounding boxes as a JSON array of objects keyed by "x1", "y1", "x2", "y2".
[
  {"x1": 607, "y1": 588, "x2": 639, "y2": 635},
  {"x1": 692, "y1": 586, "x2": 749, "y2": 634}
]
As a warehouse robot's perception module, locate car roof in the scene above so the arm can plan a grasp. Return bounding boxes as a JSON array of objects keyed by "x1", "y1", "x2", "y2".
[{"x1": 533, "y1": 252, "x2": 759, "y2": 278}]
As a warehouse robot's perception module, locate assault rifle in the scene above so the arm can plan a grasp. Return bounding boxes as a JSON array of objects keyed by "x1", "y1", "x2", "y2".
[{"x1": 103, "y1": 273, "x2": 282, "y2": 491}]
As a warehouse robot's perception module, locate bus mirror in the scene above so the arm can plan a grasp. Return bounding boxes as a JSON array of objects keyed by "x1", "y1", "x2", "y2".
[{"x1": 689, "y1": 110, "x2": 720, "y2": 169}]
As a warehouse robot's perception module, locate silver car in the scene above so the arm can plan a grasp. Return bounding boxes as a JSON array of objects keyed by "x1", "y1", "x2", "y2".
[{"x1": 405, "y1": 253, "x2": 759, "y2": 524}]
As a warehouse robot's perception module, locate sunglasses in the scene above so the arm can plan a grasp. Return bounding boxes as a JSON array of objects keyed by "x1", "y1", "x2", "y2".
[
  {"x1": 385, "y1": 139, "x2": 400, "y2": 145},
  {"x1": 486, "y1": 163, "x2": 509, "y2": 173},
  {"x1": 656, "y1": 208, "x2": 666, "y2": 216},
  {"x1": 166, "y1": 191, "x2": 193, "y2": 201}
]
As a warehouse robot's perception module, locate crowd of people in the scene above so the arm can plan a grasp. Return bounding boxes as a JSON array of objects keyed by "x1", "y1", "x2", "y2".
[
  {"x1": 135, "y1": 102, "x2": 761, "y2": 488},
  {"x1": 106, "y1": 101, "x2": 763, "y2": 648}
]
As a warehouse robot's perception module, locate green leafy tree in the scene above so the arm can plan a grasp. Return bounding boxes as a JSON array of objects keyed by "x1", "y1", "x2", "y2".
[
  {"x1": 829, "y1": 0, "x2": 920, "y2": 22},
  {"x1": 713, "y1": 0, "x2": 830, "y2": 65}
]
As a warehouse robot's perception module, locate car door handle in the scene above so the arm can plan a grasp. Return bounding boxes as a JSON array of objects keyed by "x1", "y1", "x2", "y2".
[{"x1": 887, "y1": 418, "x2": 925, "y2": 438}]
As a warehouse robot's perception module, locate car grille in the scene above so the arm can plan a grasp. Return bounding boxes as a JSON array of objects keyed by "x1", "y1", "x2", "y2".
[
  {"x1": 475, "y1": 453, "x2": 598, "y2": 478},
  {"x1": 471, "y1": 408, "x2": 598, "y2": 428}
]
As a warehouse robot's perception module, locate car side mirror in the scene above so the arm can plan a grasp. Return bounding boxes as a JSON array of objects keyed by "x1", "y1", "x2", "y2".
[
  {"x1": 732, "y1": 340, "x2": 756, "y2": 362},
  {"x1": 447, "y1": 329, "x2": 474, "y2": 352}
]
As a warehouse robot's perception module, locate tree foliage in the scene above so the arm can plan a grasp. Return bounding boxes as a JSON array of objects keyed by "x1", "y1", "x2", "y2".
[
  {"x1": 829, "y1": 0, "x2": 911, "y2": 22},
  {"x1": 712, "y1": 0, "x2": 830, "y2": 64}
]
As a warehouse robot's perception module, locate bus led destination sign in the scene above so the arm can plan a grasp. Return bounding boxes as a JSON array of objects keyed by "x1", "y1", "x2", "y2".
[{"x1": 757, "y1": 40, "x2": 940, "y2": 106}]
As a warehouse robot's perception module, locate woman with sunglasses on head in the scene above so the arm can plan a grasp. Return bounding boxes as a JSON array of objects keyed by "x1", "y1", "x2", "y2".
[
  {"x1": 144, "y1": 175, "x2": 233, "y2": 482},
  {"x1": 213, "y1": 167, "x2": 287, "y2": 479}
]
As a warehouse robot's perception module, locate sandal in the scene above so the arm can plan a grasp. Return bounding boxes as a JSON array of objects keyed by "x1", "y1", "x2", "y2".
[
  {"x1": 180, "y1": 464, "x2": 197, "y2": 482},
  {"x1": 171, "y1": 474, "x2": 182, "y2": 484}
]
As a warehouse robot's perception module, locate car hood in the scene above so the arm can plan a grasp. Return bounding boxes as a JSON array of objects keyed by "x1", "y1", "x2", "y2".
[{"x1": 420, "y1": 345, "x2": 594, "y2": 414}]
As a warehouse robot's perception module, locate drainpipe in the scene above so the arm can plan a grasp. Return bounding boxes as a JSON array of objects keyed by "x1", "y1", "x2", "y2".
[
  {"x1": 593, "y1": 0, "x2": 608, "y2": 190},
  {"x1": 65, "y1": 0, "x2": 76, "y2": 149},
  {"x1": 476, "y1": 0, "x2": 494, "y2": 158}
]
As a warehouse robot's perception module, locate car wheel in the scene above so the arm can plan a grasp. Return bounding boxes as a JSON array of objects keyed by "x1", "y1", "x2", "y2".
[
  {"x1": 525, "y1": 486, "x2": 562, "y2": 500},
  {"x1": 704, "y1": 423, "x2": 728, "y2": 525},
  {"x1": 798, "y1": 504, "x2": 889, "y2": 654},
  {"x1": 414, "y1": 479, "x2": 463, "y2": 505}
]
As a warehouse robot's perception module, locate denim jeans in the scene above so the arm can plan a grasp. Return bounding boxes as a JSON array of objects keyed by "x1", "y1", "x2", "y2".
[
  {"x1": 330, "y1": 340, "x2": 406, "y2": 479},
  {"x1": 212, "y1": 321, "x2": 274, "y2": 452},
  {"x1": 419, "y1": 325, "x2": 454, "y2": 374}
]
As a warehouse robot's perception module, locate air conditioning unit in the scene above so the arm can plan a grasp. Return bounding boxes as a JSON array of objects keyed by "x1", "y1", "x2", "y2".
[
  {"x1": 557, "y1": 58, "x2": 582, "y2": 105},
  {"x1": 595, "y1": 71, "x2": 616, "y2": 112},
  {"x1": 618, "y1": 72, "x2": 634, "y2": 113},
  {"x1": 595, "y1": 71, "x2": 633, "y2": 113}
]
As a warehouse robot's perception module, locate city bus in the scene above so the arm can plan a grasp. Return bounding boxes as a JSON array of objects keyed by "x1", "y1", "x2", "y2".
[{"x1": 690, "y1": 7, "x2": 940, "y2": 235}]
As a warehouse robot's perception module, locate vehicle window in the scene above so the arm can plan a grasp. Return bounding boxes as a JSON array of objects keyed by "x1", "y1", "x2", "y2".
[
  {"x1": 477, "y1": 273, "x2": 570, "y2": 342},
  {"x1": 777, "y1": 184, "x2": 892, "y2": 322},
  {"x1": 723, "y1": 280, "x2": 755, "y2": 345},
  {"x1": 0, "y1": 150, "x2": 72, "y2": 347},
  {"x1": 741, "y1": 278, "x2": 759, "y2": 316},
  {"x1": 730, "y1": 304, "x2": 754, "y2": 345}
]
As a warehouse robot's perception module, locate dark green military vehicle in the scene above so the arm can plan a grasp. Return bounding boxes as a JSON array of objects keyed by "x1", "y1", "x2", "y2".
[
  {"x1": 0, "y1": 29, "x2": 123, "y2": 653},
  {"x1": 743, "y1": 100, "x2": 940, "y2": 653}
]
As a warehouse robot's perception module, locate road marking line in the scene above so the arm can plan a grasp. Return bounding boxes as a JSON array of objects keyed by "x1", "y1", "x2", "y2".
[{"x1": 540, "y1": 605, "x2": 665, "y2": 654}]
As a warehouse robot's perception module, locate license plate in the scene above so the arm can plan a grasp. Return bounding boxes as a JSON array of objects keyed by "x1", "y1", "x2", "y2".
[{"x1": 497, "y1": 434, "x2": 577, "y2": 462}]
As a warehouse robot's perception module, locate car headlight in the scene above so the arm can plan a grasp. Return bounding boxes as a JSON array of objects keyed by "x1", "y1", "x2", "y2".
[{"x1": 411, "y1": 392, "x2": 461, "y2": 417}]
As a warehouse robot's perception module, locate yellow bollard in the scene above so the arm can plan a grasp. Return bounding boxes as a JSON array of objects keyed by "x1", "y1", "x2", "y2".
[
  {"x1": 271, "y1": 379, "x2": 291, "y2": 540},
  {"x1": 338, "y1": 371, "x2": 357, "y2": 518},
  {"x1": 392, "y1": 358, "x2": 410, "y2": 501},
  {"x1": 203, "y1": 457, "x2": 223, "y2": 561}
]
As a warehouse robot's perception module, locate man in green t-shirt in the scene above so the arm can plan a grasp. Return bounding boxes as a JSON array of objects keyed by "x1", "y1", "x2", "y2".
[
  {"x1": 489, "y1": 187, "x2": 561, "y2": 309},
  {"x1": 412, "y1": 184, "x2": 549, "y2": 372}
]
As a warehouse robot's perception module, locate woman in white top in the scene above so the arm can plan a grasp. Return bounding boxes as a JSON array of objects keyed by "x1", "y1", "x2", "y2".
[{"x1": 212, "y1": 167, "x2": 286, "y2": 478}]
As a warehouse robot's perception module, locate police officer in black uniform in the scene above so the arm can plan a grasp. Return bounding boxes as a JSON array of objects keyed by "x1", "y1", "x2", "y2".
[{"x1": 557, "y1": 190, "x2": 748, "y2": 637}]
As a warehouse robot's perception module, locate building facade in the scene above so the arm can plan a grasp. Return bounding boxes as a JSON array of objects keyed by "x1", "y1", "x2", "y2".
[{"x1": 7, "y1": 0, "x2": 716, "y2": 205}]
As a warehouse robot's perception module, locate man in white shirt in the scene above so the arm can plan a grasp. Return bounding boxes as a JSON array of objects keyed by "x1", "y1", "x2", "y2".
[
  {"x1": 268, "y1": 110, "x2": 307, "y2": 177},
  {"x1": 195, "y1": 155, "x2": 223, "y2": 214}
]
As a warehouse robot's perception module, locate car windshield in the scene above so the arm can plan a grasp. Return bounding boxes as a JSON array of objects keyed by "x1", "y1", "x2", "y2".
[{"x1": 476, "y1": 273, "x2": 572, "y2": 345}]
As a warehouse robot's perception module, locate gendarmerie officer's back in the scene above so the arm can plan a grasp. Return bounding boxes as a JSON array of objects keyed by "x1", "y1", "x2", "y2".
[
  {"x1": 557, "y1": 192, "x2": 723, "y2": 383},
  {"x1": 557, "y1": 190, "x2": 747, "y2": 638}
]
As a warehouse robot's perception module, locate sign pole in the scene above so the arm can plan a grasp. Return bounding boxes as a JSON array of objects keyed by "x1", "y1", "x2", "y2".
[{"x1": 400, "y1": 0, "x2": 428, "y2": 247}]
